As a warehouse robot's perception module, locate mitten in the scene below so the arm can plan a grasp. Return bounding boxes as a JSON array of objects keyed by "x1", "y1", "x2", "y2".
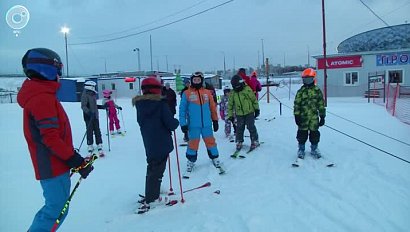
[
  {"x1": 181, "y1": 125, "x2": 188, "y2": 133},
  {"x1": 254, "y1": 109, "x2": 260, "y2": 118},
  {"x1": 212, "y1": 120, "x2": 219, "y2": 132},
  {"x1": 319, "y1": 116, "x2": 325, "y2": 127},
  {"x1": 295, "y1": 115, "x2": 302, "y2": 126}
]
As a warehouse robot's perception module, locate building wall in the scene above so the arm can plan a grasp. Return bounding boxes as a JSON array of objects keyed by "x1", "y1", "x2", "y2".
[
  {"x1": 316, "y1": 50, "x2": 410, "y2": 97},
  {"x1": 98, "y1": 78, "x2": 140, "y2": 98}
]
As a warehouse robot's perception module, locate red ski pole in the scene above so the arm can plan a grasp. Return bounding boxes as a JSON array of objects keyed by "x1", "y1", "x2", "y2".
[
  {"x1": 173, "y1": 131, "x2": 185, "y2": 203},
  {"x1": 167, "y1": 155, "x2": 174, "y2": 195}
]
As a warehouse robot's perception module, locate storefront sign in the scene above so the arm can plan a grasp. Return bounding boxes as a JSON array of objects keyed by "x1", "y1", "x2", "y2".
[
  {"x1": 376, "y1": 52, "x2": 410, "y2": 66},
  {"x1": 317, "y1": 56, "x2": 362, "y2": 69}
]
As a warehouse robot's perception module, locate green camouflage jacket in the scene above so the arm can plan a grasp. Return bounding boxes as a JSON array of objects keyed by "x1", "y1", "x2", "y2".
[{"x1": 294, "y1": 85, "x2": 326, "y2": 131}]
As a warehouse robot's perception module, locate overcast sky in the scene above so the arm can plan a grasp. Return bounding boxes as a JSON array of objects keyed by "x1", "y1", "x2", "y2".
[{"x1": 1, "y1": 0, "x2": 409, "y2": 75}]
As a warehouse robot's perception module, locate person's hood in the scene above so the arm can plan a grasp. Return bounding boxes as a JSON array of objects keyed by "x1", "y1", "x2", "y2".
[
  {"x1": 132, "y1": 94, "x2": 165, "y2": 116},
  {"x1": 17, "y1": 78, "x2": 60, "y2": 108}
]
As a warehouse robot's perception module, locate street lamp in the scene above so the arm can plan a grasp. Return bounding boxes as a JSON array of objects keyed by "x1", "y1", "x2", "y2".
[
  {"x1": 133, "y1": 48, "x2": 141, "y2": 71},
  {"x1": 60, "y1": 26, "x2": 70, "y2": 77}
]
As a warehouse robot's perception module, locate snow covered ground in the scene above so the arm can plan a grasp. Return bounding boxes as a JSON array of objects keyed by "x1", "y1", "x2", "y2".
[{"x1": 1, "y1": 85, "x2": 409, "y2": 232}]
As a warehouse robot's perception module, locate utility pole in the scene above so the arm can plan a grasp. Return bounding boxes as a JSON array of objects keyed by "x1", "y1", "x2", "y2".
[{"x1": 322, "y1": 0, "x2": 328, "y2": 106}]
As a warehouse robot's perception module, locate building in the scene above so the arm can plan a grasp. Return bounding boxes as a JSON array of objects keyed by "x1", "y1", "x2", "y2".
[{"x1": 314, "y1": 23, "x2": 410, "y2": 97}]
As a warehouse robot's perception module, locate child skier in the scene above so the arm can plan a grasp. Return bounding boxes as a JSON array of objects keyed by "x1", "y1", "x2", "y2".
[
  {"x1": 132, "y1": 77, "x2": 179, "y2": 214},
  {"x1": 81, "y1": 80, "x2": 106, "y2": 156},
  {"x1": 219, "y1": 86, "x2": 236, "y2": 142},
  {"x1": 102, "y1": 90, "x2": 123, "y2": 136},
  {"x1": 228, "y1": 75, "x2": 260, "y2": 151},
  {"x1": 294, "y1": 68, "x2": 326, "y2": 159},
  {"x1": 179, "y1": 72, "x2": 224, "y2": 177}
]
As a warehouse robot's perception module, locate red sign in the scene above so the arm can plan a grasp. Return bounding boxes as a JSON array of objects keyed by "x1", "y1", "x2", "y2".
[{"x1": 317, "y1": 55, "x2": 362, "y2": 69}]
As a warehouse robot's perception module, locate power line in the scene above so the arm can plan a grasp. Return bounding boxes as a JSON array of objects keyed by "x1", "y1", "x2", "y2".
[
  {"x1": 70, "y1": 0, "x2": 234, "y2": 46},
  {"x1": 75, "y1": 0, "x2": 209, "y2": 40},
  {"x1": 357, "y1": 0, "x2": 391, "y2": 27}
]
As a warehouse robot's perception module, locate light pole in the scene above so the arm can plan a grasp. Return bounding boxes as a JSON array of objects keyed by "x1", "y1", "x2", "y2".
[
  {"x1": 221, "y1": 52, "x2": 226, "y2": 79},
  {"x1": 133, "y1": 48, "x2": 141, "y2": 71},
  {"x1": 261, "y1": 39, "x2": 265, "y2": 73},
  {"x1": 150, "y1": 35, "x2": 153, "y2": 71},
  {"x1": 60, "y1": 26, "x2": 70, "y2": 77}
]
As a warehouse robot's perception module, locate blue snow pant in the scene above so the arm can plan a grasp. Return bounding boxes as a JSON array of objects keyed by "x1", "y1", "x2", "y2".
[
  {"x1": 29, "y1": 172, "x2": 71, "y2": 232},
  {"x1": 186, "y1": 126, "x2": 219, "y2": 162}
]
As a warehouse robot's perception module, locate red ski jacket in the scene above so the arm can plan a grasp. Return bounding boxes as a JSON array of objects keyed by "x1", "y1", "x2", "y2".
[{"x1": 17, "y1": 79, "x2": 75, "y2": 180}]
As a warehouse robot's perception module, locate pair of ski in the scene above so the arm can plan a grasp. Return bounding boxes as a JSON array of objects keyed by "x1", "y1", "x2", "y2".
[
  {"x1": 230, "y1": 142, "x2": 262, "y2": 159},
  {"x1": 136, "y1": 182, "x2": 215, "y2": 214},
  {"x1": 183, "y1": 165, "x2": 225, "y2": 179},
  {"x1": 292, "y1": 156, "x2": 335, "y2": 167}
]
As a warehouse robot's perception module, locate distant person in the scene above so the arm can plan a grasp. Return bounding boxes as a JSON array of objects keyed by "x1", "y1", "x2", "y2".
[
  {"x1": 237, "y1": 68, "x2": 257, "y2": 93},
  {"x1": 204, "y1": 82, "x2": 218, "y2": 104},
  {"x1": 102, "y1": 90, "x2": 123, "y2": 136},
  {"x1": 81, "y1": 80, "x2": 106, "y2": 156},
  {"x1": 132, "y1": 77, "x2": 179, "y2": 214},
  {"x1": 162, "y1": 82, "x2": 177, "y2": 115},
  {"x1": 179, "y1": 71, "x2": 224, "y2": 177},
  {"x1": 219, "y1": 86, "x2": 236, "y2": 141},
  {"x1": 228, "y1": 75, "x2": 260, "y2": 151},
  {"x1": 250, "y1": 71, "x2": 262, "y2": 100},
  {"x1": 180, "y1": 79, "x2": 190, "y2": 142},
  {"x1": 294, "y1": 68, "x2": 326, "y2": 159},
  {"x1": 17, "y1": 48, "x2": 93, "y2": 231}
]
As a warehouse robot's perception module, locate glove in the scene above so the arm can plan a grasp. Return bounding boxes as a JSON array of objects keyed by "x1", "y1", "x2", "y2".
[
  {"x1": 254, "y1": 109, "x2": 260, "y2": 118},
  {"x1": 212, "y1": 120, "x2": 219, "y2": 132},
  {"x1": 228, "y1": 117, "x2": 234, "y2": 123},
  {"x1": 181, "y1": 125, "x2": 188, "y2": 134},
  {"x1": 66, "y1": 151, "x2": 94, "y2": 179},
  {"x1": 319, "y1": 116, "x2": 325, "y2": 127},
  {"x1": 295, "y1": 115, "x2": 302, "y2": 126},
  {"x1": 118, "y1": 106, "x2": 122, "y2": 110}
]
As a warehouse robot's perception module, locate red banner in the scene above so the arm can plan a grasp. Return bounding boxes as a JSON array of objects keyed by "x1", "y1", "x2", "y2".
[{"x1": 317, "y1": 55, "x2": 362, "y2": 69}]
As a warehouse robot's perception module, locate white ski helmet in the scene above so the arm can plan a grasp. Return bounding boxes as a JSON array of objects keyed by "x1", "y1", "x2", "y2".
[{"x1": 84, "y1": 80, "x2": 97, "y2": 93}]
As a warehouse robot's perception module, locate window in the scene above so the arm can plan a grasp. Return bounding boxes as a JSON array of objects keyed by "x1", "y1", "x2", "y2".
[
  {"x1": 388, "y1": 70, "x2": 403, "y2": 84},
  {"x1": 129, "y1": 83, "x2": 134, "y2": 90},
  {"x1": 344, "y1": 71, "x2": 359, "y2": 86},
  {"x1": 102, "y1": 84, "x2": 105, "y2": 90},
  {"x1": 111, "y1": 83, "x2": 116, "y2": 90}
]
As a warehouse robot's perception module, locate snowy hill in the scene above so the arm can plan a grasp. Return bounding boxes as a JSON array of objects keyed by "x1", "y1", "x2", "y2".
[{"x1": 1, "y1": 86, "x2": 409, "y2": 232}]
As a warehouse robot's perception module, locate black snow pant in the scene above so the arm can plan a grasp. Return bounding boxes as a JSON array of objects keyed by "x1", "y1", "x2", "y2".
[
  {"x1": 145, "y1": 156, "x2": 167, "y2": 204},
  {"x1": 236, "y1": 113, "x2": 258, "y2": 143},
  {"x1": 85, "y1": 117, "x2": 102, "y2": 146},
  {"x1": 297, "y1": 129, "x2": 320, "y2": 145}
]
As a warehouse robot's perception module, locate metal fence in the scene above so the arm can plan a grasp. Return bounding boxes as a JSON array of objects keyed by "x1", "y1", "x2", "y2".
[{"x1": 0, "y1": 93, "x2": 17, "y2": 103}]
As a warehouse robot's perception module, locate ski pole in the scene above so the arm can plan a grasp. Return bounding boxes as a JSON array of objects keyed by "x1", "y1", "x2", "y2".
[
  {"x1": 167, "y1": 155, "x2": 174, "y2": 195},
  {"x1": 78, "y1": 116, "x2": 94, "y2": 151},
  {"x1": 119, "y1": 109, "x2": 126, "y2": 133},
  {"x1": 183, "y1": 182, "x2": 211, "y2": 193},
  {"x1": 51, "y1": 154, "x2": 98, "y2": 232},
  {"x1": 173, "y1": 131, "x2": 185, "y2": 203},
  {"x1": 106, "y1": 110, "x2": 111, "y2": 152}
]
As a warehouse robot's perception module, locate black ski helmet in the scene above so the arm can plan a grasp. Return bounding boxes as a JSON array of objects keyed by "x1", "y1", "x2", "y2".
[
  {"x1": 190, "y1": 71, "x2": 204, "y2": 89},
  {"x1": 231, "y1": 75, "x2": 244, "y2": 91},
  {"x1": 22, "y1": 48, "x2": 63, "y2": 81}
]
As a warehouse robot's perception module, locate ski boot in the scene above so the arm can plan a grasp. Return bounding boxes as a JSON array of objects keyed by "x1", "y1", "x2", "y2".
[
  {"x1": 250, "y1": 140, "x2": 260, "y2": 150},
  {"x1": 310, "y1": 144, "x2": 321, "y2": 159},
  {"x1": 236, "y1": 142, "x2": 243, "y2": 151},
  {"x1": 87, "y1": 145, "x2": 94, "y2": 154},
  {"x1": 212, "y1": 158, "x2": 225, "y2": 174},
  {"x1": 186, "y1": 160, "x2": 195, "y2": 172},
  {"x1": 117, "y1": 129, "x2": 123, "y2": 135},
  {"x1": 297, "y1": 144, "x2": 305, "y2": 159},
  {"x1": 97, "y1": 143, "x2": 105, "y2": 157},
  {"x1": 110, "y1": 130, "x2": 115, "y2": 136}
]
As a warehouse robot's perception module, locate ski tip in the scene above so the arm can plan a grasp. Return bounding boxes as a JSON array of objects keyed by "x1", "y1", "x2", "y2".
[
  {"x1": 182, "y1": 176, "x2": 190, "y2": 179},
  {"x1": 326, "y1": 163, "x2": 335, "y2": 167},
  {"x1": 214, "y1": 190, "x2": 221, "y2": 194},
  {"x1": 292, "y1": 163, "x2": 299, "y2": 167}
]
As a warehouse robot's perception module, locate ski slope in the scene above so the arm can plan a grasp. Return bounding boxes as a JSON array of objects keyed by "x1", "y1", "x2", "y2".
[{"x1": 1, "y1": 86, "x2": 409, "y2": 232}]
